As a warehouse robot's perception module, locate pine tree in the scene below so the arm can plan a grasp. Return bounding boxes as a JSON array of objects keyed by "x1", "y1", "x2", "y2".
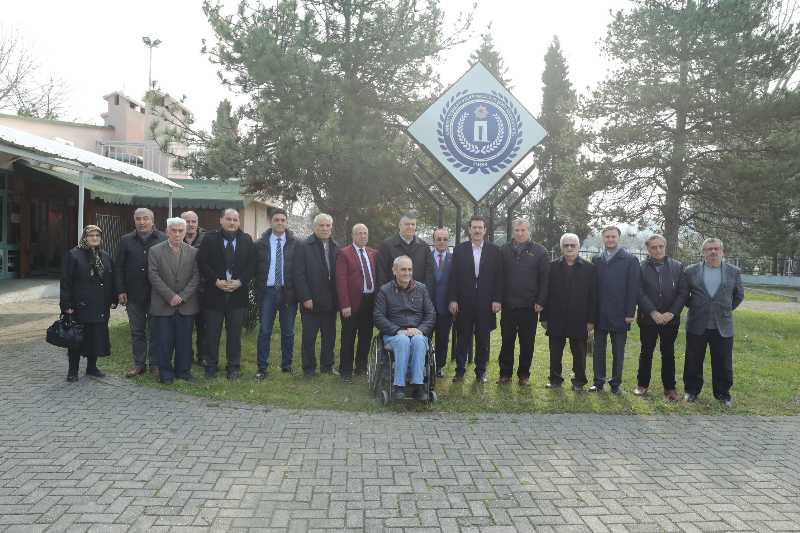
[
  {"x1": 468, "y1": 28, "x2": 511, "y2": 87},
  {"x1": 529, "y1": 36, "x2": 589, "y2": 250},
  {"x1": 583, "y1": 0, "x2": 800, "y2": 255}
]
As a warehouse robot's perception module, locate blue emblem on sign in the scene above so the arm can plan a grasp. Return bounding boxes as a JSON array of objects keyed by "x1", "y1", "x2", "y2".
[{"x1": 437, "y1": 90, "x2": 523, "y2": 175}]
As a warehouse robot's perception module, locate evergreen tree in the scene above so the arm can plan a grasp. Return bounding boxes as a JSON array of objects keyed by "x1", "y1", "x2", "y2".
[
  {"x1": 583, "y1": 0, "x2": 800, "y2": 255},
  {"x1": 529, "y1": 36, "x2": 589, "y2": 250},
  {"x1": 468, "y1": 28, "x2": 511, "y2": 87},
  {"x1": 188, "y1": 0, "x2": 473, "y2": 242}
]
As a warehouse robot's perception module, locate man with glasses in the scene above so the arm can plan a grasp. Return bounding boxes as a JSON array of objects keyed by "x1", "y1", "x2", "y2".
[{"x1": 542, "y1": 233, "x2": 596, "y2": 390}]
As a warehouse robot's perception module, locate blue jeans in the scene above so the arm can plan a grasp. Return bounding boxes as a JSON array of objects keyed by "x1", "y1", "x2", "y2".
[
  {"x1": 152, "y1": 313, "x2": 194, "y2": 381},
  {"x1": 383, "y1": 334, "x2": 427, "y2": 387},
  {"x1": 257, "y1": 287, "x2": 298, "y2": 370}
]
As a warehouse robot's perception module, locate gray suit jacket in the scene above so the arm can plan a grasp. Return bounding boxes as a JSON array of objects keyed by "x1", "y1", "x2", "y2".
[
  {"x1": 148, "y1": 241, "x2": 200, "y2": 316},
  {"x1": 685, "y1": 261, "x2": 744, "y2": 338}
]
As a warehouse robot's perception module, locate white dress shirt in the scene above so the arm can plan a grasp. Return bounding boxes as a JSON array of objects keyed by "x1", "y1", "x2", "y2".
[{"x1": 472, "y1": 241, "x2": 483, "y2": 279}]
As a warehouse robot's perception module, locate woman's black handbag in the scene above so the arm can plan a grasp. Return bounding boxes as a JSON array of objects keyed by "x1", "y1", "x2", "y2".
[{"x1": 46, "y1": 314, "x2": 84, "y2": 349}]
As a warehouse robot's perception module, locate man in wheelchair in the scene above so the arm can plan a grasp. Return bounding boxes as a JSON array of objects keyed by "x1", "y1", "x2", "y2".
[{"x1": 373, "y1": 255, "x2": 436, "y2": 400}]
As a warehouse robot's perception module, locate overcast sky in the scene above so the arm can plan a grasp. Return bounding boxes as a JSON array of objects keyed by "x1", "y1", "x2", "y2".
[{"x1": 2, "y1": 0, "x2": 631, "y2": 130}]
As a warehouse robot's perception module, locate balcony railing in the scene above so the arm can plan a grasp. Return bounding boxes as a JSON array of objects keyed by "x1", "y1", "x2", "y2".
[{"x1": 95, "y1": 140, "x2": 188, "y2": 180}]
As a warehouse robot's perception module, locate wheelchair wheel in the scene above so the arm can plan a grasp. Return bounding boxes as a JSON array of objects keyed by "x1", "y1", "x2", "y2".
[
  {"x1": 380, "y1": 389, "x2": 390, "y2": 406},
  {"x1": 429, "y1": 390, "x2": 437, "y2": 403},
  {"x1": 368, "y1": 337, "x2": 381, "y2": 392}
]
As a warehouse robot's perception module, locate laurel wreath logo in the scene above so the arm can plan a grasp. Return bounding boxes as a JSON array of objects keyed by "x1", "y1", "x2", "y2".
[{"x1": 437, "y1": 90, "x2": 524, "y2": 175}]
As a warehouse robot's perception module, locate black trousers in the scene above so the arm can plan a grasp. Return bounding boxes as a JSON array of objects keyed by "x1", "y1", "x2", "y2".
[
  {"x1": 193, "y1": 312, "x2": 207, "y2": 364},
  {"x1": 684, "y1": 328, "x2": 734, "y2": 401},
  {"x1": 301, "y1": 311, "x2": 337, "y2": 374},
  {"x1": 339, "y1": 294, "x2": 374, "y2": 376},
  {"x1": 637, "y1": 323, "x2": 679, "y2": 389},
  {"x1": 498, "y1": 307, "x2": 538, "y2": 378},
  {"x1": 548, "y1": 336, "x2": 587, "y2": 386},
  {"x1": 454, "y1": 316, "x2": 490, "y2": 378},
  {"x1": 593, "y1": 329, "x2": 628, "y2": 388},
  {"x1": 204, "y1": 307, "x2": 246, "y2": 372},
  {"x1": 433, "y1": 312, "x2": 452, "y2": 372}
]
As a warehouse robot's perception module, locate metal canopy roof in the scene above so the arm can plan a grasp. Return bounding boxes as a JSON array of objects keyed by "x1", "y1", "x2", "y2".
[{"x1": 0, "y1": 123, "x2": 181, "y2": 191}]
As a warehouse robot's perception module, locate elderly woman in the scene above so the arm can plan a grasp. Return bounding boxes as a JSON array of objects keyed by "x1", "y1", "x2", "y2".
[{"x1": 60, "y1": 225, "x2": 117, "y2": 382}]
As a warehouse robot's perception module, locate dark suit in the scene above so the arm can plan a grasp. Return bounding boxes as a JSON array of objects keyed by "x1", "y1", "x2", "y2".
[
  {"x1": 294, "y1": 234, "x2": 339, "y2": 374},
  {"x1": 447, "y1": 240, "x2": 503, "y2": 378},
  {"x1": 114, "y1": 230, "x2": 166, "y2": 370},
  {"x1": 335, "y1": 244, "x2": 378, "y2": 377},
  {"x1": 431, "y1": 249, "x2": 453, "y2": 372},
  {"x1": 683, "y1": 261, "x2": 744, "y2": 401},
  {"x1": 197, "y1": 228, "x2": 256, "y2": 375},
  {"x1": 591, "y1": 248, "x2": 641, "y2": 389},
  {"x1": 376, "y1": 234, "x2": 435, "y2": 289},
  {"x1": 185, "y1": 229, "x2": 207, "y2": 364}
]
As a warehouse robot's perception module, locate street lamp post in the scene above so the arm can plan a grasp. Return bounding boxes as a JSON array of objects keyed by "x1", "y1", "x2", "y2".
[{"x1": 142, "y1": 36, "x2": 162, "y2": 89}]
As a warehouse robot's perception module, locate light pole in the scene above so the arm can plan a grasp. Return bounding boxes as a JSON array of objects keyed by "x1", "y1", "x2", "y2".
[{"x1": 142, "y1": 36, "x2": 162, "y2": 90}]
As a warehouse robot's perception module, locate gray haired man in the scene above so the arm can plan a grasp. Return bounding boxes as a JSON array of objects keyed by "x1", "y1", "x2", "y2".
[
  {"x1": 683, "y1": 238, "x2": 744, "y2": 406},
  {"x1": 115, "y1": 207, "x2": 166, "y2": 378}
]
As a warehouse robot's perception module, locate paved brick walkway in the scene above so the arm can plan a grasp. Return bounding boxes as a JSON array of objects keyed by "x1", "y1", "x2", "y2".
[{"x1": 1, "y1": 336, "x2": 799, "y2": 531}]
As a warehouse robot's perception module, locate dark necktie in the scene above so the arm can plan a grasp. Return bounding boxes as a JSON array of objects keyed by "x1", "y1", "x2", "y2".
[
  {"x1": 224, "y1": 238, "x2": 235, "y2": 278},
  {"x1": 438, "y1": 252, "x2": 444, "y2": 271},
  {"x1": 359, "y1": 248, "x2": 373, "y2": 291},
  {"x1": 275, "y1": 237, "x2": 283, "y2": 286}
]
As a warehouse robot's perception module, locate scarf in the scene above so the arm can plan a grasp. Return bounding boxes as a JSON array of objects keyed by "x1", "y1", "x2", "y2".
[{"x1": 78, "y1": 225, "x2": 104, "y2": 278}]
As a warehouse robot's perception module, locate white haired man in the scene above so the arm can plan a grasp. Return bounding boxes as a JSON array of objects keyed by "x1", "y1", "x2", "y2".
[
  {"x1": 294, "y1": 213, "x2": 340, "y2": 376},
  {"x1": 147, "y1": 218, "x2": 201, "y2": 384}
]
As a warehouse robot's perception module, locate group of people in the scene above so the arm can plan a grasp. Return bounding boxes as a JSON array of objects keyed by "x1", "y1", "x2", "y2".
[{"x1": 59, "y1": 208, "x2": 744, "y2": 406}]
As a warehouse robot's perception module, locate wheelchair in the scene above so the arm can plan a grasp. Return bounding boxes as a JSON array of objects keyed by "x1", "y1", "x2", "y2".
[{"x1": 368, "y1": 334, "x2": 437, "y2": 405}]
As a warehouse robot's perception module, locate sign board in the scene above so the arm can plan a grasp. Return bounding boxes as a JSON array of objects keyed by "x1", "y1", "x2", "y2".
[{"x1": 408, "y1": 62, "x2": 547, "y2": 202}]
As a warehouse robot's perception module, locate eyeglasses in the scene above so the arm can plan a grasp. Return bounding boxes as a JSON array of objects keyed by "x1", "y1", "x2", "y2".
[{"x1": 562, "y1": 243, "x2": 578, "y2": 248}]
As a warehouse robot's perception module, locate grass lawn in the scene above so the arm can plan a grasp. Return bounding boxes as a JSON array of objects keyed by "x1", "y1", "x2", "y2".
[
  {"x1": 744, "y1": 289, "x2": 794, "y2": 302},
  {"x1": 103, "y1": 308, "x2": 800, "y2": 416}
]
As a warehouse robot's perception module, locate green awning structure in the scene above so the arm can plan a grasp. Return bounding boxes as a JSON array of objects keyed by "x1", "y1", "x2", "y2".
[{"x1": 25, "y1": 165, "x2": 246, "y2": 209}]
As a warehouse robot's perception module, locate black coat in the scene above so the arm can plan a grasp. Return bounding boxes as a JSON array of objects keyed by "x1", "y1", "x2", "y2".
[
  {"x1": 637, "y1": 256, "x2": 688, "y2": 327},
  {"x1": 376, "y1": 235, "x2": 435, "y2": 289},
  {"x1": 373, "y1": 280, "x2": 436, "y2": 337},
  {"x1": 500, "y1": 240, "x2": 550, "y2": 309},
  {"x1": 254, "y1": 229, "x2": 298, "y2": 305},
  {"x1": 293, "y1": 234, "x2": 339, "y2": 313},
  {"x1": 592, "y1": 248, "x2": 641, "y2": 332},
  {"x1": 184, "y1": 229, "x2": 205, "y2": 248},
  {"x1": 60, "y1": 247, "x2": 117, "y2": 324},
  {"x1": 197, "y1": 229, "x2": 256, "y2": 310},
  {"x1": 114, "y1": 230, "x2": 166, "y2": 304},
  {"x1": 542, "y1": 257, "x2": 596, "y2": 339},
  {"x1": 447, "y1": 240, "x2": 503, "y2": 333}
]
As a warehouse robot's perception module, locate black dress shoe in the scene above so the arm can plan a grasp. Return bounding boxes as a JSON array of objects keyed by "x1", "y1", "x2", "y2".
[
  {"x1": 610, "y1": 385, "x2": 621, "y2": 395},
  {"x1": 282, "y1": 367, "x2": 293, "y2": 373},
  {"x1": 341, "y1": 374, "x2": 353, "y2": 383},
  {"x1": 588, "y1": 384, "x2": 603, "y2": 392},
  {"x1": 179, "y1": 374, "x2": 195, "y2": 382},
  {"x1": 205, "y1": 368, "x2": 218, "y2": 379},
  {"x1": 66, "y1": 374, "x2": 78, "y2": 383},
  {"x1": 226, "y1": 370, "x2": 241, "y2": 381},
  {"x1": 545, "y1": 382, "x2": 562, "y2": 389},
  {"x1": 160, "y1": 376, "x2": 174, "y2": 384},
  {"x1": 475, "y1": 374, "x2": 487, "y2": 384},
  {"x1": 684, "y1": 392, "x2": 698, "y2": 402},
  {"x1": 86, "y1": 368, "x2": 106, "y2": 378},
  {"x1": 393, "y1": 386, "x2": 405, "y2": 400},
  {"x1": 452, "y1": 374, "x2": 464, "y2": 384},
  {"x1": 436, "y1": 368, "x2": 445, "y2": 379},
  {"x1": 255, "y1": 369, "x2": 267, "y2": 381}
]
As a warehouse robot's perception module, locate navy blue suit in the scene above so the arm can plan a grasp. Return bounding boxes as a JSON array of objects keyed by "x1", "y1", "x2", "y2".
[
  {"x1": 431, "y1": 249, "x2": 453, "y2": 371},
  {"x1": 591, "y1": 248, "x2": 641, "y2": 389}
]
